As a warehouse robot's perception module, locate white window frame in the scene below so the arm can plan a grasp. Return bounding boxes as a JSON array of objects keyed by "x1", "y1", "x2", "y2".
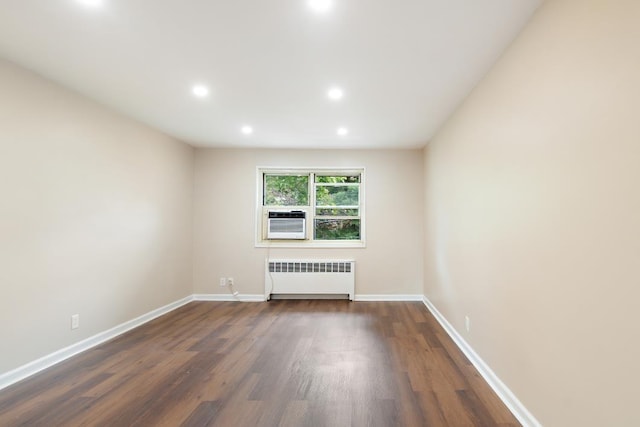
[{"x1": 255, "y1": 167, "x2": 366, "y2": 248}]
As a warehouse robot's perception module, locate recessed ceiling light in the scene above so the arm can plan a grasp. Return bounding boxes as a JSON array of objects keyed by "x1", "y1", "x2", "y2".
[
  {"x1": 76, "y1": 0, "x2": 103, "y2": 7},
  {"x1": 241, "y1": 125, "x2": 253, "y2": 135},
  {"x1": 327, "y1": 87, "x2": 344, "y2": 101},
  {"x1": 337, "y1": 127, "x2": 349, "y2": 136},
  {"x1": 192, "y1": 84, "x2": 209, "y2": 98},
  {"x1": 308, "y1": 0, "x2": 333, "y2": 13}
]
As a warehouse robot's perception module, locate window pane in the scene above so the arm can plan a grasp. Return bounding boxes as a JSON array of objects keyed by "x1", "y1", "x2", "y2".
[
  {"x1": 264, "y1": 175, "x2": 309, "y2": 206},
  {"x1": 315, "y1": 185, "x2": 358, "y2": 207},
  {"x1": 314, "y1": 219, "x2": 361, "y2": 240},
  {"x1": 316, "y1": 208, "x2": 359, "y2": 216},
  {"x1": 315, "y1": 175, "x2": 360, "y2": 183}
]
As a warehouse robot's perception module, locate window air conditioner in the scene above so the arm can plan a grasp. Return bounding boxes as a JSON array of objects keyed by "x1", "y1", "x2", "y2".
[{"x1": 267, "y1": 210, "x2": 306, "y2": 240}]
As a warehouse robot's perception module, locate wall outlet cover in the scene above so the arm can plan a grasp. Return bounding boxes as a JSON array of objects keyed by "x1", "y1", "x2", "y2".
[{"x1": 71, "y1": 314, "x2": 80, "y2": 330}]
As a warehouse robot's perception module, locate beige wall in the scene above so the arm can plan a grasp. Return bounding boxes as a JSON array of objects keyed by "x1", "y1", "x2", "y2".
[
  {"x1": 193, "y1": 148, "x2": 424, "y2": 297},
  {"x1": 423, "y1": 0, "x2": 640, "y2": 425},
  {"x1": 0, "y1": 60, "x2": 195, "y2": 374},
  {"x1": 8, "y1": 0, "x2": 639, "y2": 421}
]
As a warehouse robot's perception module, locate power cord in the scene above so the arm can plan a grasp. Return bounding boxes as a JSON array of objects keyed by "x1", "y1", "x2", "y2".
[
  {"x1": 266, "y1": 243, "x2": 275, "y2": 300},
  {"x1": 227, "y1": 280, "x2": 242, "y2": 301}
]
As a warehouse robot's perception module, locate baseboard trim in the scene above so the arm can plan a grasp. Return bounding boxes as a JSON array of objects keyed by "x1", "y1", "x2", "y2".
[
  {"x1": 0, "y1": 295, "x2": 194, "y2": 392},
  {"x1": 355, "y1": 294, "x2": 424, "y2": 301},
  {"x1": 422, "y1": 296, "x2": 541, "y2": 427},
  {"x1": 195, "y1": 294, "x2": 424, "y2": 302},
  {"x1": 0, "y1": 290, "x2": 541, "y2": 427},
  {"x1": 193, "y1": 293, "x2": 266, "y2": 302}
]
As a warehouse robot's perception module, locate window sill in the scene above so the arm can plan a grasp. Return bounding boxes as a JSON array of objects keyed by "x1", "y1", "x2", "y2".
[{"x1": 255, "y1": 240, "x2": 366, "y2": 249}]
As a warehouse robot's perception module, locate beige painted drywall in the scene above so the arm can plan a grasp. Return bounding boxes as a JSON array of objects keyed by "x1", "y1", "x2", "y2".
[
  {"x1": 0, "y1": 60, "x2": 195, "y2": 374},
  {"x1": 193, "y1": 148, "x2": 424, "y2": 297},
  {"x1": 423, "y1": 0, "x2": 640, "y2": 425}
]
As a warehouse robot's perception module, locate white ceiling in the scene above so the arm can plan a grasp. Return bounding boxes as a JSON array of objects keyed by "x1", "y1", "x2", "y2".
[{"x1": 0, "y1": 0, "x2": 540, "y2": 149}]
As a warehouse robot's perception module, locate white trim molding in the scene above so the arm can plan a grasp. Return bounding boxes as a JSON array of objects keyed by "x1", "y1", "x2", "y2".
[
  {"x1": 355, "y1": 294, "x2": 423, "y2": 301},
  {"x1": 255, "y1": 166, "x2": 366, "y2": 249},
  {"x1": 422, "y1": 296, "x2": 542, "y2": 427},
  {"x1": 193, "y1": 293, "x2": 266, "y2": 302},
  {"x1": 0, "y1": 295, "x2": 194, "y2": 391},
  {"x1": 0, "y1": 289, "x2": 543, "y2": 427}
]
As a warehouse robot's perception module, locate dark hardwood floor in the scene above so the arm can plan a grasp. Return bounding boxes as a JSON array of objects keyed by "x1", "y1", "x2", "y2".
[{"x1": 0, "y1": 301, "x2": 520, "y2": 426}]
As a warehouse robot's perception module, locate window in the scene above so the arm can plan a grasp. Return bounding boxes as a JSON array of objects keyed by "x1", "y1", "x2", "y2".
[
  {"x1": 257, "y1": 168, "x2": 365, "y2": 247},
  {"x1": 264, "y1": 174, "x2": 309, "y2": 206},
  {"x1": 314, "y1": 175, "x2": 360, "y2": 240}
]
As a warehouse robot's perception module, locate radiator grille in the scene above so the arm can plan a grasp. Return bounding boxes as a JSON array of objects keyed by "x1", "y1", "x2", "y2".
[{"x1": 268, "y1": 261, "x2": 352, "y2": 273}]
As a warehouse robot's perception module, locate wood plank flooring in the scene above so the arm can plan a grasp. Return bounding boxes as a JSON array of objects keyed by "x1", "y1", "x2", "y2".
[{"x1": 0, "y1": 301, "x2": 520, "y2": 426}]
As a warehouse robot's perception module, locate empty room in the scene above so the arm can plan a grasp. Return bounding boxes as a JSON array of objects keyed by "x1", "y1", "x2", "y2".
[{"x1": 1, "y1": 0, "x2": 638, "y2": 426}]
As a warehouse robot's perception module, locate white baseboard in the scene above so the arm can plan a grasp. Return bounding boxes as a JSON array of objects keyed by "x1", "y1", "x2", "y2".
[
  {"x1": 195, "y1": 294, "x2": 424, "y2": 302},
  {"x1": 193, "y1": 293, "x2": 266, "y2": 302},
  {"x1": 0, "y1": 295, "x2": 194, "y2": 392},
  {"x1": 422, "y1": 296, "x2": 542, "y2": 427},
  {"x1": 355, "y1": 294, "x2": 423, "y2": 301},
  {"x1": 0, "y1": 290, "x2": 541, "y2": 427}
]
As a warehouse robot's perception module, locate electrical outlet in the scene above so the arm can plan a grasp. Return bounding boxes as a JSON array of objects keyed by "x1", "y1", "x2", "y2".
[
  {"x1": 465, "y1": 315, "x2": 470, "y2": 333},
  {"x1": 71, "y1": 314, "x2": 80, "y2": 330},
  {"x1": 219, "y1": 277, "x2": 226, "y2": 287},
  {"x1": 227, "y1": 277, "x2": 234, "y2": 287}
]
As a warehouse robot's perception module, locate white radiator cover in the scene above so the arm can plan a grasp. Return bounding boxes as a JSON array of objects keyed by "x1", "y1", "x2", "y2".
[{"x1": 265, "y1": 259, "x2": 355, "y2": 300}]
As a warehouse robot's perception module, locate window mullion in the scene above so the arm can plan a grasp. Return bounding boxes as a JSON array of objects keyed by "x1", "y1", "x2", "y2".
[
  {"x1": 310, "y1": 172, "x2": 316, "y2": 240},
  {"x1": 310, "y1": 171, "x2": 316, "y2": 210},
  {"x1": 314, "y1": 183, "x2": 359, "y2": 187}
]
